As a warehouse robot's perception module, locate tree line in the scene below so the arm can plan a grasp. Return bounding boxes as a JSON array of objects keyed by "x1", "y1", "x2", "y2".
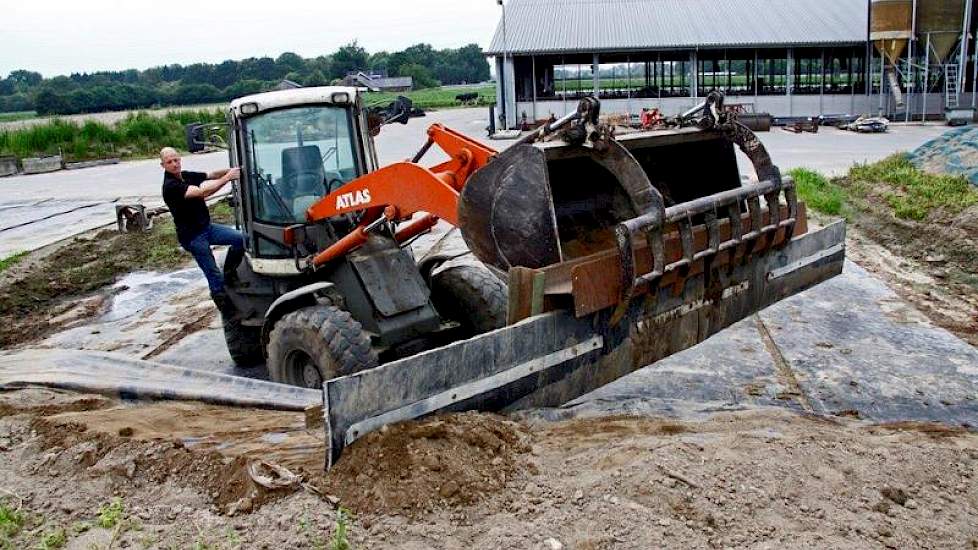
[{"x1": 0, "y1": 42, "x2": 490, "y2": 116}]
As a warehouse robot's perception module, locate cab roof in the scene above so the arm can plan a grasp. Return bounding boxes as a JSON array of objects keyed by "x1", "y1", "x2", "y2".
[{"x1": 228, "y1": 86, "x2": 361, "y2": 117}]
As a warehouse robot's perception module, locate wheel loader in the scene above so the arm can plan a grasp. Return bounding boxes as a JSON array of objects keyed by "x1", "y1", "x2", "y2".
[{"x1": 191, "y1": 86, "x2": 846, "y2": 466}]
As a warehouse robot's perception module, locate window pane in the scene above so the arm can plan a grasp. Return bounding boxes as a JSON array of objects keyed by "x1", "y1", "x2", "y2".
[{"x1": 244, "y1": 106, "x2": 358, "y2": 224}]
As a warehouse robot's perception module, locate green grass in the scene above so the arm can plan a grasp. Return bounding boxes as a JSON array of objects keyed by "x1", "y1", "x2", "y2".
[
  {"x1": 788, "y1": 167, "x2": 848, "y2": 217},
  {"x1": 36, "y1": 528, "x2": 67, "y2": 550},
  {"x1": 330, "y1": 508, "x2": 354, "y2": 550},
  {"x1": 0, "y1": 108, "x2": 225, "y2": 162},
  {"x1": 849, "y1": 154, "x2": 978, "y2": 221},
  {"x1": 0, "y1": 111, "x2": 36, "y2": 123},
  {"x1": 96, "y1": 498, "x2": 124, "y2": 529},
  {"x1": 0, "y1": 251, "x2": 27, "y2": 273},
  {"x1": 0, "y1": 500, "x2": 26, "y2": 549},
  {"x1": 366, "y1": 84, "x2": 496, "y2": 109}
]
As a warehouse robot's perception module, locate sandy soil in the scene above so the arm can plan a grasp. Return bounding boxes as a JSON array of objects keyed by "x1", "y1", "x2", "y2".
[{"x1": 1, "y1": 388, "x2": 976, "y2": 549}]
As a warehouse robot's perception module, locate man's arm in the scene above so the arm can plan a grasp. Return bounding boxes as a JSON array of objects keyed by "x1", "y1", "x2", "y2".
[
  {"x1": 206, "y1": 168, "x2": 230, "y2": 180},
  {"x1": 184, "y1": 168, "x2": 240, "y2": 200}
]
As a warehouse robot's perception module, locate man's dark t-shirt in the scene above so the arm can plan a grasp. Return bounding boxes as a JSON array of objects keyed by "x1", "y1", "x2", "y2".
[{"x1": 162, "y1": 170, "x2": 210, "y2": 245}]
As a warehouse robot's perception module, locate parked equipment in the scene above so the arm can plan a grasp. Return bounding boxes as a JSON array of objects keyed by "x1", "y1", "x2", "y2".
[
  {"x1": 190, "y1": 87, "x2": 846, "y2": 466},
  {"x1": 784, "y1": 118, "x2": 820, "y2": 133},
  {"x1": 844, "y1": 116, "x2": 890, "y2": 133}
]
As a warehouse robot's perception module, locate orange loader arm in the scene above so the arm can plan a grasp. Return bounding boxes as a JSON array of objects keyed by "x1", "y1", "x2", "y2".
[{"x1": 304, "y1": 124, "x2": 497, "y2": 267}]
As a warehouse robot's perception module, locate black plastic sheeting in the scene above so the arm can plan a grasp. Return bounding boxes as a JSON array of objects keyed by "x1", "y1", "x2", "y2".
[{"x1": 0, "y1": 349, "x2": 320, "y2": 411}]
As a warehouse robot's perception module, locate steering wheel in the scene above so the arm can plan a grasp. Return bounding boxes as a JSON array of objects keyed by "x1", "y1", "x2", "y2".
[{"x1": 326, "y1": 177, "x2": 345, "y2": 194}]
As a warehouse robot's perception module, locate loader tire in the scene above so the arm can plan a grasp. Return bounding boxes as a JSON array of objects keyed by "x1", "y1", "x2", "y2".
[
  {"x1": 223, "y1": 318, "x2": 263, "y2": 367},
  {"x1": 430, "y1": 265, "x2": 507, "y2": 335},
  {"x1": 267, "y1": 305, "x2": 377, "y2": 389}
]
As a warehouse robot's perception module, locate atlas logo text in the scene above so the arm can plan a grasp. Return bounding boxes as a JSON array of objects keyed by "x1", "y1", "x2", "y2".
[{"x1": 336, "y1": 189, "x2": 371, "y2": 209}]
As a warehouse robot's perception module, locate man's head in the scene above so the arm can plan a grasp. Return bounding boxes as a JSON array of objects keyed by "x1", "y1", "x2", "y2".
[{"x1": 160, "y1": 147, "x2": 181, "y2": 176}]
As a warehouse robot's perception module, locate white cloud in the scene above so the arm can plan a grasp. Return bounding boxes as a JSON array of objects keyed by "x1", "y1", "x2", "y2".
[{"x1": 0, "y1": 0, "x2": 503, "y2": 77}]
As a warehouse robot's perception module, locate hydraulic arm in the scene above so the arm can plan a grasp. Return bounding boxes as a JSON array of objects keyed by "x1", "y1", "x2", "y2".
[{"x1": 303, "y1": 124, "x2": 496, "y2": 267}]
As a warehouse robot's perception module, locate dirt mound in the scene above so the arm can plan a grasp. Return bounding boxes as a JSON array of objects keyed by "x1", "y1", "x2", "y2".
[
  {"x1": 0, "y1": 387, "x2": 112, "y2": 417},
  {"x1": 319, "y1": 411, "x2": 532, "y2": 515},
  {"x1": 17, "y1": 396, "x2": 321, "y2": 515}
]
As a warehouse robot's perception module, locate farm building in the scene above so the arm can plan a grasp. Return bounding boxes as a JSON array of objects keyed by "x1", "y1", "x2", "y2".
[
  {"x1": 487, "y1": 0, "x2": 978, "y2": 127},
  {"x1": 341, "y1": 72, "x2": 414, "y2": 92}
]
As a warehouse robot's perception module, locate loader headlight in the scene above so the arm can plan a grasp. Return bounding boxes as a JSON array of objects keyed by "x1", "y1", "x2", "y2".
[
  {"x1": 331, "y1": 92, "x2": 350, "y2": 104},
  {"x1": 240, "y1": 102, "x2": 259, "y2": 115}
]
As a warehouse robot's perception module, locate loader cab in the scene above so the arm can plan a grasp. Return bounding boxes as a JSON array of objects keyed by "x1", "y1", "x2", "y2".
[{"x1": 227, "y1": 87, "x2": 378, "y2": 269}]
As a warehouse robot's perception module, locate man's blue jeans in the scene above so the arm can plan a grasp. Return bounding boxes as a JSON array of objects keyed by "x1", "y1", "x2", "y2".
[{"x1": 183, "y1": 224, "x2": 245, "y2": 295}]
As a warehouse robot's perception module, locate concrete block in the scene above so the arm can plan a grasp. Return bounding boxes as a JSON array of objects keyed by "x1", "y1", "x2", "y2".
[
  {"x1": 65, "y1": 158, "x2": 120, "y2": 170},
  {"x1": 0, "y1": 156, "x2": 17, "y2": 177},
  {"x1": 21, "y1": 155, "x2": 63, "y2": 175}
]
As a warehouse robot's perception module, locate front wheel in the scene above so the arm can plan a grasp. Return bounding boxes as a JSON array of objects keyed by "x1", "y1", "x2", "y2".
[
  {"x1": 266, "y1": 305, "x2": 377, "y2": 389},
  {"x1": 430, "y1": 265, "x2": 508, "y2": 335}
]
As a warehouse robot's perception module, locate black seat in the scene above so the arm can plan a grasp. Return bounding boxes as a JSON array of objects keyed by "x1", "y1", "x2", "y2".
[
  {"x1": 282, "y1": 145, "x2": 325, "y2": 194},
  {"x1": 281, "y1": 145, "x2": 325, "y2": 217}
]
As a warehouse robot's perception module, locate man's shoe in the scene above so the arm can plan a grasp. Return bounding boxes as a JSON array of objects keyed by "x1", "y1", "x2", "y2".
[{"x1": 211, "y1": 291, "x2": 239, "y2": 321}]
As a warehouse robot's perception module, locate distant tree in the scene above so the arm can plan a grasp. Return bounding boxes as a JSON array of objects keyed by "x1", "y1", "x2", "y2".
[
  {"x1": 183, "y1": 63, "x2": 214, "y2": 85},
  {"x1": 140, "y1": 66, "x2": 164, "y2": 86},
  {"x1": 455, "y1": 44, "x2": 490, "y2": 82},
  {"x1": 0, "y1": 93, "x2": 33, "y2": 112},
  {"x1": 160, "y1": 64, "x2": 186, "y2": 82},
  {"x1": 239, "y1": 57, "x2": 278, "y2": 81},
  {"x1": 67, "y1": 89, "x2": 95, "y2": 113},
  {"x1": 224, "y1": 79, "x2": 267, "y2": 100},
  {"x1": 303, "y1": 70, "x2": 328, "y2": 87},
  {"x1": 284, "y1": 71, "x2": 304, "y2": 85},
  {"x1": 368, "y1": 51, "x2": 391, "y2": 75},
  {"x1": 211, "y1": 60, "x2": 240, "y2": 88},
  {"x1": 276, "y1": 52, "x2": 305, "y2": 74},
  {"x1": 396, "y1": 63, "x2": 439, "y2": 89},
  {"x1": 34, "y1": 88, "x2": 69, "y2": 115},
  {"x1": 2, "y1": 42, "x2": 492, "y2": 113},
  {"x1": 331, "y1": 41, "x2": 369, "y2": 79},
  {"x1": 8, "y1": 70, "x2": 43, "y2": 87},
  {"x1": 172, "y1": 83, "x2": 222, "y2": 106}
]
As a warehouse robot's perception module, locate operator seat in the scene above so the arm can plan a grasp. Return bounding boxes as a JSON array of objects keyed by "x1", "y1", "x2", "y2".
[{"x1": 281, "y1": 145, "x2": 325, "y2": 218}]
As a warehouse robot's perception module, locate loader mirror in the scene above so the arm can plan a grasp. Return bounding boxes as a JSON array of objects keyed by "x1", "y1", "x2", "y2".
[
  {"x1": 386, "y1": 96, "x2": 413, "y2": 125},
  {"x1": 184, "y1": 122, "x2": 230, "y2": 152},
  {"x1": 367, "y1": 96, "x2": 413, "y2": 136}
]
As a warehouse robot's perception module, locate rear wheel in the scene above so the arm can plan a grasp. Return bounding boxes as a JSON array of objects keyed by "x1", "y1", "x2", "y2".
[
  {"x1": 267, "y1": 305, "x2": 377, "y2": 388},
  {"x1": 430, "y1": 265, "x2": 507, "y2": 335},
  {"x1": 223, "y1": 318, "x2": 263, "y2": 367}
]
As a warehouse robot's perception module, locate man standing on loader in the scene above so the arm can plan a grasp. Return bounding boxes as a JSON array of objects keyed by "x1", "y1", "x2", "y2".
[{"x1": 159, "y1": 147, "x2": 243, "y2": 316}]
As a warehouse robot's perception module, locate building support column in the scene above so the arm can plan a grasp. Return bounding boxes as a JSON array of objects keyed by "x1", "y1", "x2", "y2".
[
  {"x1": 787, "y1": 48, "x2": 794, "y2": 116},
  {"x1": 593, "y1": 53, "x2": 600, "y2": 97},
  {"x1": 753, "y1": 48, "x2": 759, "y2": 103},
  {"x1": 503, "y1": 56, "x2": 517, "y2": 128},
  {"x1": 819, "y1": 48, "x2": 825, "y2": 116},
  {"x1": 690, "y1": 50, "x2": 698, "y2": 98},
  {"x1": 495, "y1": 57, "x2": 506, "y2": 130},
  {"x1": 531, "y1": 55, "x2": 538, "y2": 121}
]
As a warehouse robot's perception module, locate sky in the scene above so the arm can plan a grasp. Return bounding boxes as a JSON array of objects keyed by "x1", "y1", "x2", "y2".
[{"x1": 0, "y1": 0, "x2": 504, "y2": 78}]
